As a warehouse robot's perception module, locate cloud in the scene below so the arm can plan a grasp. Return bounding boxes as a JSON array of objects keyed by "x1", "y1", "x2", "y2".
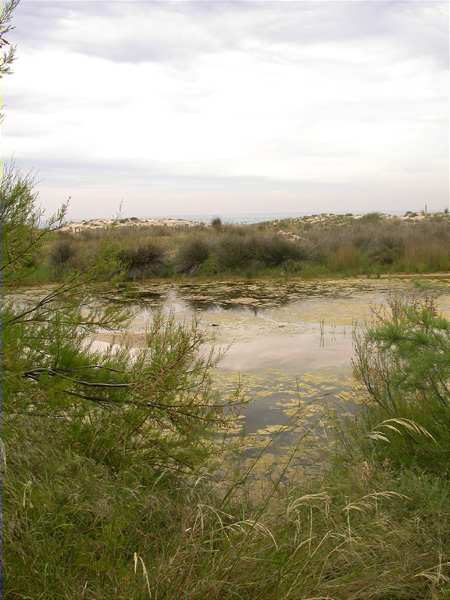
[
  {"x1": 13, "y1": 1, "x2": 449, "y2": 67},
  {"x1": 3, "y1": 0, "x2": 449, "y2": 217}
]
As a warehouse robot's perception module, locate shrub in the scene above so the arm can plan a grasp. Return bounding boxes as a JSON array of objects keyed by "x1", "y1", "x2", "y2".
[
  {"x1": 359, "y1": 212, "x2": 383, "y2": 223},
  {"x1": 282, "y1": 258, "x2": 303, "y2": 274},
  {"x1": 50, "y1": 239, "x2": 76, "y2": 269},
  {"x1": 252, "y1": 234, "x2": 305, "y2": 266},
  {"x1": 198, "y1": 254, "x2": 220, "y2": 275},
  {"x1": 367, "y1": 234, "x2": 404, "y2": 265},
  {"x1": 326, "y1": 245, "x2": 365, "y2": 272},
  {"x1": 6, "y1": 419, "x2": 450, "y2": 600},
  {"x1": 175, "y1": 237, "x2": 210, "y2": 273},
  {"x1": 353, "y1": 296, "x2": 450, "y2": 474},
  {"x1": 3, "y1": 165, "x2": 450, "y2": 599},
  {"x1": 214, "y1": 233, "x2": 304, "y2": 271},
  {"x1": 215, "y1": 233, "x2": 254, "y2": 270},
  {"x1": 118, "y1": 242, "x2": 165, "y2": 279},
  {"x1": 211, "y1": 217, "x2": 222, "y2": 229}
]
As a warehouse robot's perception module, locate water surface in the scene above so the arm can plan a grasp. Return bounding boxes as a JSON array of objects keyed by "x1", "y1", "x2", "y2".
[{"x1": 91, "y1": 277, "x2": 450, "y2": 467}]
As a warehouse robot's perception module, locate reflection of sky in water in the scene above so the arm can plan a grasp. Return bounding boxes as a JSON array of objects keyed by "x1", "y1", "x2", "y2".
[
  {"x1": 10, "y1": 277, "x2": 449, "y2": 474},
  {"x1": 13, "y1": 278, "x2": 449, "y2": 463},
  {"x1": 214, "y1": 367, "x2": 357, "y2": 471},
  {"x1": 87, "y1": 277, "x2": 450, "y2": 462}
]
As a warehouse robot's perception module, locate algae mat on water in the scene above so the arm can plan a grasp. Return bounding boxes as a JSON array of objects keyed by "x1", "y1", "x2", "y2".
[
  {"x1": 16, "y1": 277, "x2": 449, "y2": 467},
  {"x1": 91, "y1": 277, "x2": 450, "y2": 450}
]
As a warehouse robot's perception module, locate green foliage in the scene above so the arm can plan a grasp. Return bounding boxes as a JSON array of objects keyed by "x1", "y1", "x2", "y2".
[
  {"x1": 353, "y1": 297, "x2": 450, "y2": 474},
  {"x1": 49, "y1": 238, "x2": 77, "y2": 270},
  {"x1": 359, "y1": 211, "x2": 383, "y2": 223},
  {"x1": 90, "y1": 237, "x2": 125, "y2": 281},
  {"x1": 1, "y1": 165, "x2": 235, "y2": 466},
  {"x1": 215, "y1": 232, "x2": 255, "y2": 269},
  {"x1": 3, "y1": 168, "x2": 450, "y2": 598},
  {"x1": 118, "y1": 242, "x2": 166, "y2": 279},
  {"x1": 175, "y1": 237, "x2": 210, "y2": 273},
  {"x1": 326, "y1": 245, "x2": 366, "y2": 272},
  {"x1": 4, "y1": 308, "x2": 226, "y2": 472},
  {"x1": 198, "y1": 253, "x2": 220, "y2": 275},
  {"x1": 253, "y1": 234, "x2": 306, "y2": 266},
  {"x1": 367, "y1": 234, "x2": 404, "y2": 265},
  {"x1": 0, "y1": 167, "x2": 66, "y2": 284},
  {"x1": 215, "y1": 232, "x2": 303, "y2": 271},
  {"x1": 282, "y1": 258, "x2": 304, "y2": 274},
  {"x1": 4, "y1": 416, "x2": 450, "y2": 599},
  {"x1": 0, "y1": 0, "x2": 19, "y2": 81}
]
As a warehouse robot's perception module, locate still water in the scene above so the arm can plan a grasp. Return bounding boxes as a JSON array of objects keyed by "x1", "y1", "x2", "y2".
[{"x1": 91, "y1": 277, "x2": 450, "y2": 469}]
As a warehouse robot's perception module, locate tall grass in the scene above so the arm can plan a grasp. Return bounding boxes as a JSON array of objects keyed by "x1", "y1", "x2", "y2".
[
  {"x1": 4, "y1": 297, "x2": 450, "y2": 599},
  {"x1": 5, "y1": 405, "x2": 450, "y2": 599}
]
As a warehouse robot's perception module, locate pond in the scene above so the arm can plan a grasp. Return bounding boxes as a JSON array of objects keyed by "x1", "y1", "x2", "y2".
[{"x1": 91, "y1": 276, "x2": 450, "y2": 472}]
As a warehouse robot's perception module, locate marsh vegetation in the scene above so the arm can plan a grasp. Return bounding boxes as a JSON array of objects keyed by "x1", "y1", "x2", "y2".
[{"x1": 19, "y1": 209, "x2": 450, "y2": 285}]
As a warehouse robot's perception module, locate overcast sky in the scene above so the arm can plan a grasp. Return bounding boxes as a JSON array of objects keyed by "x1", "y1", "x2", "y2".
[{"x1": 3, "y1": 0, "x2": 449, "y2": 220}]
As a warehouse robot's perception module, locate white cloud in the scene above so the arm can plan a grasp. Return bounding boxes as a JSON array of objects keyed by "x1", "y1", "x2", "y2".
[{"x1": 2, "y1": 0, "x2": 448, "y2": 218}]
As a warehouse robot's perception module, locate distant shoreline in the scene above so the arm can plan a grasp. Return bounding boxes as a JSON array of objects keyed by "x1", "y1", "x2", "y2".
[{"x1": 61, "y1": 211, "x2": 449, "y2": 233}]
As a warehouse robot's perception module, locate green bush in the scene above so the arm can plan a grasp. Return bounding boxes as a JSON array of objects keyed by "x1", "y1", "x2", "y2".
[
  {"x1": 175, "y1": 237, "x2": 210, "y2": 273},
  {"x1": 49, "y1": 238, "x2": 77, "y2": 269},
  {"x1": 359, "y1": 212, "x2": 383, "y2": 223},
  {"x1": 367, "y1": 234, "x2": 404, "y2": 265},
  {"x1": 282, "y1": 258, "x2": 303, "y2": 274},
  {"x1": 353, "y1": 296, "x2": 450, "y2": 474},
  {"x1": 1, "y1": 166, "x2": 231, "y2": 474},
  {"x1": 19, "y1": 212, "x2": 450, "y2": 282},
  {"x1": 253, "y1": 234, "x2": 305, "y2": 266},
  {"x1": 214, "y1": 232, "x2": 254, "y2": 269},
  {"x1": 214, "y1": 233, "x2": 303, "y2": 271},
  {"x1": 198, "y1": 254, "x2": 220, "y2": 275},
  {"x1": 118, "y1": 242, "x2": 165, "y2": 279}
]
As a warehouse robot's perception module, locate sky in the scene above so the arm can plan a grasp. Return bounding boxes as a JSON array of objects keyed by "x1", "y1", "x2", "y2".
[{"x1": 3, "y1": 0, "x2": 449, "y2": 220}]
